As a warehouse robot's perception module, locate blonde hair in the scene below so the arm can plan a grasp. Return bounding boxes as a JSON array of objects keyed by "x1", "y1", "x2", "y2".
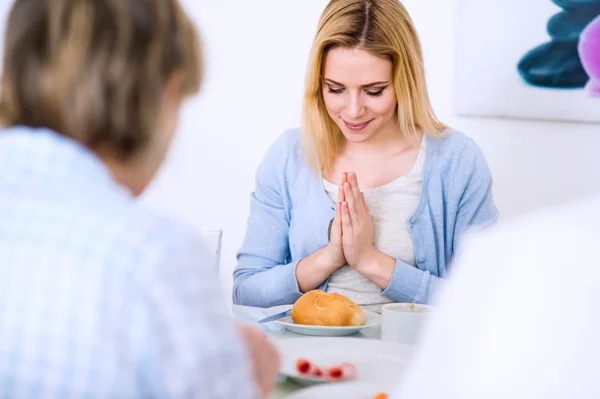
[
  {"x1": 302, "y1": 0, "x2": 447, "y2": 174},
  {"x1": 0, "y1": 0, "x2": 202, "y2": 160}
]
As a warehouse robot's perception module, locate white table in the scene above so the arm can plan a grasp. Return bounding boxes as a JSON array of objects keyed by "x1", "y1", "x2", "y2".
[{"x1": 232, "y1": 305, "x2": 386, "y2": 398}]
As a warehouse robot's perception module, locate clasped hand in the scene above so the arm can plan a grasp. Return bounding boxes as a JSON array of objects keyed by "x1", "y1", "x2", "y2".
[{"x1": 327, "y1": 172, "x2": 377, "y2": 271}]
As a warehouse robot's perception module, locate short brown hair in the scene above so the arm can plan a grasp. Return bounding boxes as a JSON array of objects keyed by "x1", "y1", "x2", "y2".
[
  {"x1": 0, "y1": 0, "x2": 202, "y2": 160},
  {"x1": 302, "y1": 0, "x2": 446, "y2": 174}
]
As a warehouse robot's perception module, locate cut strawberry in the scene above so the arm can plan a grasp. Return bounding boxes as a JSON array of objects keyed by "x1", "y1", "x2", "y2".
[
  {"x1": 296, "y1": 358, "x2": 357, "y2": 380},
  {"x1": 338, "y1": 362, "x2": 357, "y2": 379},
  {"x1": 327, "y1": 366, "x2": 343, "y2": 380},
  {"x1": 327, "y1": 361, "x2": 357, "y2": 381},
  {"x1": 295, "y1": 358, "x2": 324, "y2": 377},
  {"x1": 295, "y1": 358, "x2": 312, "y2": 375}
]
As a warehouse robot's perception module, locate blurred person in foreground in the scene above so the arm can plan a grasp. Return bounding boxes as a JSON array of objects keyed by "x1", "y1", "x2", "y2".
[
  {"x1": 0, "y1": 0, "x2": 278, "y2": 398},
  {"x1": 392, "y1": 194, "x2": 600, "y2": 399}
]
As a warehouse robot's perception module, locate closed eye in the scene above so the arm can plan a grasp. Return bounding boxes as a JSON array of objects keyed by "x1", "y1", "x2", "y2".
[
  {"x1": 326, "y1": 86, "x2": 386, "y2": 97},
  {"x1": 366, "y1": 88, "x2": 385, "y2": 97}
]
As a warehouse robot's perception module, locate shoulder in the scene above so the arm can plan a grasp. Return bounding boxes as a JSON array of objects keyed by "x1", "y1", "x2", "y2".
[
  {"x1": 259, "y1": 127, "x2": 303, "y2": 167},
  {"x1": 458, "y1": 195, "x2": 600, "y2": 271},
  {"x1": 255, "y1": 126, "x2": 307, "y2": 181},
  {"x1": 91, "y1": 200, "x2": 205, "y2": 275},
  {"x1": 426, "y1": 129, "x2": 491, "y2": 180},
  {"x1": 426, "y1": 129, "x2": 483, "y2": 163},
  {"x1": 122, "y1": 207, "x2": 199, "y2": 254}
]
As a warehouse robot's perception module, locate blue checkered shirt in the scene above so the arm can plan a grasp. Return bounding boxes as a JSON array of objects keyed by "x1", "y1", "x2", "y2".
[{"x1": 0, "y1": 126, "x2": 259, "y2": 399}]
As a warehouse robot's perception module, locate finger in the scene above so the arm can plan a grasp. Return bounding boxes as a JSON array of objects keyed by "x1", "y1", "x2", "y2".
[
  {"x1": 337, "y1": 182, "x2": 344, "y2": 203},
  {"x1": 348, "y1": 173, "x2": 362, "y2": 206},
  {"x1": 344, "y1": 182, "x2": 359, "y2": 222},
  {"x1": 361, "y1": 192, "x2": 369, "y2": 212},
  {"x1": 330, "y1": 202, "x2": 342, "y2": 241},
  {"x1": 341, "y1": 201, "x2": 353, "y2": 232},
  {"x1": 338, "y1": 172, "x2": 346, "y2": 202}
]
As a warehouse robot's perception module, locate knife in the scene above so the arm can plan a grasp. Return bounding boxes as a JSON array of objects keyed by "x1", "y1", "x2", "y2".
[{"x1": 257, "y1": 309, "x2": 292, "y2": 324}]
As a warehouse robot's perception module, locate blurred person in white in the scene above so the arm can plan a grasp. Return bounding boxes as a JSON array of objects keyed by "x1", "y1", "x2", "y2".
[
  {"x1": 0, "y1": 0, "x2": 278, "y2": 398},
  {"x1": 392, "y1": 194, "x2": 600, "y2": 399}
]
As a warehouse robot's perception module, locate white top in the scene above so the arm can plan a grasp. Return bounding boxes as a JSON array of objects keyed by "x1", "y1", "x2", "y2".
[
  {"x1": 392, "y1": 195, "x2": 600, "y2": 399},
  {"x1": 323, "y1": 143, "x2": 426, "y2": 313}
]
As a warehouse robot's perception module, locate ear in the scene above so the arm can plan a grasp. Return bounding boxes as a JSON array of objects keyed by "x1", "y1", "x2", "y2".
[{"x1": 163, "y1": 72, "x2": 185, "y2": 104}]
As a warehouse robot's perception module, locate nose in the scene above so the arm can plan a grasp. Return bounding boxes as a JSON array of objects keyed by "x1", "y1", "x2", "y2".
[{"x1": 345, "y1": 92, "x2": 365, "y2": 120}]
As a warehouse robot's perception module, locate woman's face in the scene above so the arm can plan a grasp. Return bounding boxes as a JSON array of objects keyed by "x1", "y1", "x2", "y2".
[{"x1": 322, "y1": 47, "x2": 398, "y2": 144}]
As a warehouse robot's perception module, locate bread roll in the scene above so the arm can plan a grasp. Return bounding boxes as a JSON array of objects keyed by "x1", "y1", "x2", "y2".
[{"x1": 291, "y1": 290, "x2": 365, "y2": 326}]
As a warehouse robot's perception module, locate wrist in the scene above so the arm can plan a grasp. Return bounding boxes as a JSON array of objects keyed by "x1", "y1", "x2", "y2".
[
  {"x1": 355, "y1": 248, "x2": 396, "y2": 289},
  {"x1": 354, "y1": 247, "x2": 380, "y2": 274},
  {"x1": 319, "y1": 245, "x2": 344, "y2": 271}
]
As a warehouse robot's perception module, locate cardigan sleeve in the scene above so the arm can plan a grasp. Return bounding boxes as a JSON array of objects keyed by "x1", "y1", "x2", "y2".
[
  {"x1": 382, "y1": 137, "x2": 498, "y2": 304},
  {"x1": 232, "y1": 130, "x2": 326, "y2": 307}
]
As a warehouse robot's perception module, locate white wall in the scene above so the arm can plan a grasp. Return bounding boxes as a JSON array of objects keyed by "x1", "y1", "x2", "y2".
[{"x1": 138, "y1": 0, "x2": 600, "y2": 302}]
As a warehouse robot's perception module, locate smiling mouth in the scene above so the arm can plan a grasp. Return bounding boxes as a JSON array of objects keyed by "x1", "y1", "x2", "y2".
[{"x1": 343, "y1": 119, "x2": 373, "y2": 131}]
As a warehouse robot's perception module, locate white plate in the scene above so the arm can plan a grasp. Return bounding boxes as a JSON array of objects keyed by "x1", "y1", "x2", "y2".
[
  {"x1": 274, "y1": 309, "x2": 381, "y2": 336},
  {"x1": 286, "y1": 380, "x2": 394, "y2": 399},
  {"x1": 276, "y1": 337, "x2": 412, "y2": 387}
]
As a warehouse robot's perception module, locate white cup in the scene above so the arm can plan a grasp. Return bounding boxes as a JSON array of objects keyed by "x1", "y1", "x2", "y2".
[{"x1": 380, "y1": 303, "x2": 432, "y2": 345}]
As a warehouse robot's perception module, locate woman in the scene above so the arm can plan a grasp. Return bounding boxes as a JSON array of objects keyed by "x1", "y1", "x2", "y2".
[
  {"x1": 0, "y1": 0, "x2": 277, "y2": 397},
  {"x1": 233, "y1": 0, "x2": 498, "y2": 312}
]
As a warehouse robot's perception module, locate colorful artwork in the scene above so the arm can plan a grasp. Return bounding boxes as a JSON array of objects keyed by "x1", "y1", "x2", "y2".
[
  {"x1": 579, "y1": 15, "x2": 600, "y2": 96},
  {"x1": 518, "y1": 1, "x2": 600, "y2": 90},
  {"x1": 455, "y1": 0, "x2": 600, "y2": 123}
]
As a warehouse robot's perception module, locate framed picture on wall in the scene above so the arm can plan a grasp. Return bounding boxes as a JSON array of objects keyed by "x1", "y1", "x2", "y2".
[{"x1": 454, "y1": 0, "x2": 600, "y2": 123}]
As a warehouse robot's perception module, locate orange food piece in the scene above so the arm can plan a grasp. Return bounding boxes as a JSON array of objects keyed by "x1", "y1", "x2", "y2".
[{"x1": 373, "y1": 393, "x2": 388, "y2": 399}]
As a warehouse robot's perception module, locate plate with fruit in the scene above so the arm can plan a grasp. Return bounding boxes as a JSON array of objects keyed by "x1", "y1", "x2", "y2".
[{"x1": 275, "y1": 337, "x2": 412, "y2": 388}]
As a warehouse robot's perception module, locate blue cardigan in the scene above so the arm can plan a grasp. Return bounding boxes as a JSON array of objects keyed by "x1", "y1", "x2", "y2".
[{"x1": 233, "y1": 128, "x2": 498, "y2": 307}]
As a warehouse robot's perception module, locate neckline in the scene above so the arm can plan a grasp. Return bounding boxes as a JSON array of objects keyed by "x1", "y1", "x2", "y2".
[
  {"x1": 316, "y1": 134, "x2": 436, "y2": 220},
  {"x1": 322, "y1": 139, "x2": 426, "y2": 192}
]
